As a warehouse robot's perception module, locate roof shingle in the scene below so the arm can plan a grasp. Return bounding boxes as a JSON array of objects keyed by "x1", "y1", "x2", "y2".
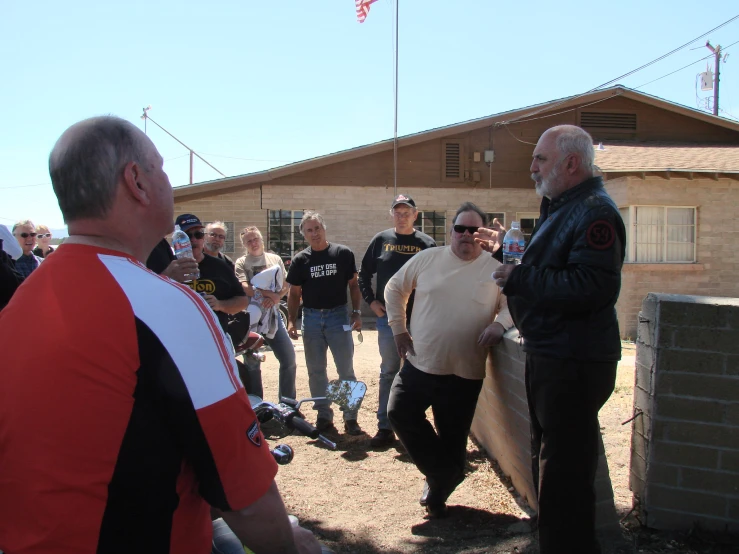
[{"x1": 594, "y1": 142, "x2": 739, "y2": 173}]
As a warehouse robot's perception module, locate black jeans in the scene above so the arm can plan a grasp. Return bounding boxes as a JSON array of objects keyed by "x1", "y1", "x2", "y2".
[
  {"x1": 525, "y1": 354, "x2": 617, "y2": 554},
  {"x1": 388, "y1": 361, "x2": 483, "y2": 500}
]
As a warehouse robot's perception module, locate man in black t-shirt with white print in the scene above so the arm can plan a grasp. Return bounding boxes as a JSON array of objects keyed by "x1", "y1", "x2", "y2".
[{"x1": 286, "y1": 211, "x2": 363, "y2": 436}]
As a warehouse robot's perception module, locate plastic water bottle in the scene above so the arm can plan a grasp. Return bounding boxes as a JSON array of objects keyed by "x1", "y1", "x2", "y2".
[
  {"x1": 502, "y1": 221, "x2": 525, "y2": 265},
  {"x1": 171, "y1": 225, "x2": 200, "y2": 281}
]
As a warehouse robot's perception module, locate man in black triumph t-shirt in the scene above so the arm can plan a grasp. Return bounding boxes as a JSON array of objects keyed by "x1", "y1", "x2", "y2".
[
  {"x1": 358, "y1": 194, "x2": 436, "y2": 447},
  {"x1": 286, "y1": 211, "x2": 363, "y2": 436}
]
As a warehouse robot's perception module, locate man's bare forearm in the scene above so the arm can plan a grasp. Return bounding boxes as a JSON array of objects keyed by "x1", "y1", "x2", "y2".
[
  {"x1": 222, "y1": 482, "x2": 298, "y2": 554},
  {"x1": 217, "y1": 296, "x2": 249, "y2": 314}
]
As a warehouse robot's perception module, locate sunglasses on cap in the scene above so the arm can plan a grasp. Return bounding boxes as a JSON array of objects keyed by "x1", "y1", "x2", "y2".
[
  {"x1": 187, "y1": 231, "x2": 205, "y2": 240},
  {"x1": 453, "y1": 225, "x2": 479, "y2": 235},
  {"x1": 17, "y1": 232, "x2": 37, "y2": 238},
  {"x1": 36, "y1": 233, "x2": 51, "y2": 238}
]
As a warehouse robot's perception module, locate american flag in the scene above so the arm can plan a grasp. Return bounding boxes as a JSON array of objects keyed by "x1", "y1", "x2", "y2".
[{"x1": 356, "y1": 0, "x2": 378, "y2": 23}]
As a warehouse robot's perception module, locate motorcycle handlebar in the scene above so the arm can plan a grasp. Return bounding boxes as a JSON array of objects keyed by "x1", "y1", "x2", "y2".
[{"x1": 288, "y1": 415, "x2": 320, "y2": 439}]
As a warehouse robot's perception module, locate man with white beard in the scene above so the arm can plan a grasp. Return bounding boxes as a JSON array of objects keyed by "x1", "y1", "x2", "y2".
[{"x1": 479, "y1": 125, "x2": 625, "y2": 554}]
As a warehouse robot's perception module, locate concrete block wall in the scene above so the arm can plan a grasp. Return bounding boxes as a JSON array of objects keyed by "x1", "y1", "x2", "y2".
[
  {"x1": 632, "y1": 293, "x2": 739, "y2": 532},
  {"x1": 609, "y1": 176, "x2": 739, "y2": 339},
  {"x1": 471, "y1": 330, "x2": 618, "y2": 529},
  {"x1": 261, "y1": 184, "x2": 541, "y2": 261},
  {"x1": 174, "y1": 188, "x2": 265, "y2": 258}
]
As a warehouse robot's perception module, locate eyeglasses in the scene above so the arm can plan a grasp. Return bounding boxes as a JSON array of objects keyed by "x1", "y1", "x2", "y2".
[
  {"x1": 17, "y1": 232, "x2": 37, "y2": 238},
  {"x1": 208, "y1": 232, "x2": 226, "y2": 240},
  {"x1": 187, "y1": 231, "x2": 205, "y2": 240},
  {"x1": 36, "y1": 233, "x2": 51, "y2": 239},
  {"x1": 453, "y1": 225, "x2": 479, "y2": 235}
]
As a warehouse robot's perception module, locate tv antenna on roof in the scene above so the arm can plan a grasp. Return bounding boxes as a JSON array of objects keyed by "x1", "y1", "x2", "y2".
[{"x1": 139, "y1": 106, "x2": 224, "y2": 185}]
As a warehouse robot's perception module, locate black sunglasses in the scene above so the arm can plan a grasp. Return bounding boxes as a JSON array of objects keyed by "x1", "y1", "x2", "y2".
[
  {"x1": 187, "y1": 231, "x2": 205, "y2": 240},
  {"x1": 453, "y1": 225, "x2": 479, "y2": 235},
  {"x1": 17, "y1": 232, "x2": 37, "y2": 238}
]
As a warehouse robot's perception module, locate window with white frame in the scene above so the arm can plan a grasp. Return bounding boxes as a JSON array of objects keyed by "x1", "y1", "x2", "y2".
[
  {"x1": 415, "y1": 211, "x2": 447, "y2": 246},
  {"x1": 267, "y1": 210, "x2": 308, "y2": 264},
  {"x1": 620, "y1": 206, "x2": 696, "y2": 263},
  {"x1": 516, "y1": 212, "x2": 540, "y2": 243}
]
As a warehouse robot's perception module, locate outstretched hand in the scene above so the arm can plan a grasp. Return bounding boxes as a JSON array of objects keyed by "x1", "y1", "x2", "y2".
[{"x1": 473, "y1": 218, "x2": 506, "y2": 254}]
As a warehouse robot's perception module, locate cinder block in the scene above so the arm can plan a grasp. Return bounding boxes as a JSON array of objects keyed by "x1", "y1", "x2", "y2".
[
  {"x1": 647, "y1": 485, "x2": 727, "y2": 518},
  {"x1": 656, "y1": 420, "x2": 737, "y2": 449},
  {"x1": 648, "y1": 463, "x2": 680, "y2": 486},
  {"x1": 673, "y1": 328, "x2": 739, "y2": 354},
  {"x1": 657, "y1": 373, "x2": 739, "y2": 402},
  {"x1": 681, "y1": 467, "x2": 739, "y2": 495},
  {"x1": 645, "y1": 507, "x2": 734, "y2": 532},
  {"x1": 658, "y1": 302, "x2": 731, "y2": 328},
  {"x1": 652, "y1": 441, "x2": 719, "y2": 469},
  {"x1": 727, "y1": 355, "x2": 739, "y2": 376},
  {"x1": 721, "y1": 450, "x2": 739, "y2": 472},
  {"x1": 656, "y1": 395, "x2": 725, "y2": 423},
  {"x1": 726, "y1": 403, "x2": 739, "y2": 425},
  {"x1": 659, "y1": 349, "x2": 725, "y2": 375}
]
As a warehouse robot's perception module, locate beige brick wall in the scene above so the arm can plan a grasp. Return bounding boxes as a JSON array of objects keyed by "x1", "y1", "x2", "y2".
[
  {"x1": 174, "y1": 188, "x2": 265, "y2": 258},
  {"x1": 611, "y1": 176, "x2": 739, "y2": 339},
  {"x1": 262, "y1": 183, "x2": 541, "y2": 288},
  {"x1": 472, "y1": 331, "x2": 619, "y2": 528},
  {"x1": 632, "y1": 293, "x2": 739, "y2": 532}
]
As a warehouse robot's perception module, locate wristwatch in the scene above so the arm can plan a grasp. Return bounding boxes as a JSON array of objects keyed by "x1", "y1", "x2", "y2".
[{"x1": 352, "y1": 309, "x2": 362, "y2": 315}]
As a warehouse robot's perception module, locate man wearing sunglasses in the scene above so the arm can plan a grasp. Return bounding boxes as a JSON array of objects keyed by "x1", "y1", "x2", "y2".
[
  {"x1": 358, "y1": 194, "x2": 436, "y2": 448},
  {"x1": 12, "y1": 220, "x2": 44, "y2": 278},
  {"x1": 175, "y1": 214, "x2": 248, "y2": 335},
  {"x1": 385, "y1": 202, "x2": 512, "y2": 518},
  {"x1": 204, "y1": 221, "x2": 235, "y2": 269}
]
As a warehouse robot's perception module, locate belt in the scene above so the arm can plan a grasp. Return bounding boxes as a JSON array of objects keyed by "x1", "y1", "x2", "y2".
[{"x1": 303, "y1": 306, "x2": 346, "y2": 313}]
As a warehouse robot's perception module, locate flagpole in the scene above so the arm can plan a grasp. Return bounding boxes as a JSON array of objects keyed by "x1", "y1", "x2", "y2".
[{"x1": 393, "y1": 0, "x2": 399, "y2": 197}]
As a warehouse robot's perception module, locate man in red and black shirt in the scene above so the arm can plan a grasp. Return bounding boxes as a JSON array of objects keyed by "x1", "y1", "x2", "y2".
[{"x1": 0, "y1": 116, "x2": 319, "y2": 554}]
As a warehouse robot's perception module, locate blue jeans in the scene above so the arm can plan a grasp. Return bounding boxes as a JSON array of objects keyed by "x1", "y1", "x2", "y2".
[
  {"x1": 243, "y1": 316, "x2": 296, "y2": 402},
  {"x1": 301, "y1": 306, "x2": 357, "y2": 421},
  {"x1": 376, "y1": 315, "x2": 402, "y2": 430}
]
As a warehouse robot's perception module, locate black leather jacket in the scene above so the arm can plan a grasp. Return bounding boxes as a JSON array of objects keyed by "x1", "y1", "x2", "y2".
[{"x1": 503, "y1": 177, "x2": 626, "y2": 361}]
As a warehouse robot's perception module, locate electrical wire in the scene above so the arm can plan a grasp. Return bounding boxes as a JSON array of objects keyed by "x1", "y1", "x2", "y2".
[
  {"x1": 0, "y1": 182, "x2": 51, "y2": 190},
  {"x1": 501, "y1": 14, "x2": 739, "y2": 126},
  {"x1": 635, "y1": 38, "x2": 738, "y2": 89},
  {"x1": 198, "y1": 153, "x2": 295, "y2": 163}
]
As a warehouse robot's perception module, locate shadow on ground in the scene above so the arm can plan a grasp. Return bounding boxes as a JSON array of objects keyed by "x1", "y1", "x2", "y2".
[{"x1": 299, "y1": 509, "x2": 537, "y2": 554}]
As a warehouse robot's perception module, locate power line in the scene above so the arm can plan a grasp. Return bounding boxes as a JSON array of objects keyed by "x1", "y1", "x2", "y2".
[
  {"x1": 636, "y1": 38, "x2": 738, "y2": 90},
  {"x1": 0, "y1": 182, "x2": 51, "y2": 190},
  {"x1": 199, "y1": 153, "x2": 295, "y2": 164},
  {"x1": 502, "y1": 14, "x2": 739, "y2": 126}
]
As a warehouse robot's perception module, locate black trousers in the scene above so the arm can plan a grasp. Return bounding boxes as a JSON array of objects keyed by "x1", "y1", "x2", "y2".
[
  {"x1": 526, "y1": 354, "x2": 617, "y2": 554},
  {"x1": 388, "y1": 361, "x2": 483, "y2": 498}
]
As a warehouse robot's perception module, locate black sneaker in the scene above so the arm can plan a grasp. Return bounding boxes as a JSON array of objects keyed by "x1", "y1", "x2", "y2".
[
  {"x1": 370, "y1": 428, "x2": 396, "y2": 447},
  {"x1": 344, "y1": 419, "x2": 362, "y2": 436},
  {"x1": 315, "y1": 417, "x2": 335, "y2": 432}
]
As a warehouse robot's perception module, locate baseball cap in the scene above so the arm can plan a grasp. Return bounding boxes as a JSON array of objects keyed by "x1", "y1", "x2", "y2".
[
  {"x1": 391, "y1": 194, "x2": 416, "y2": 209},
  {"x1": 175, "y1": 214, "x2": 203, "y2": 232}
]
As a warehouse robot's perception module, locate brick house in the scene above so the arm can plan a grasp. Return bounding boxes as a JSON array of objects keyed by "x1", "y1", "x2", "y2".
[{"x1": 173, "y1": 86, "x2": 739, "y2": 338}]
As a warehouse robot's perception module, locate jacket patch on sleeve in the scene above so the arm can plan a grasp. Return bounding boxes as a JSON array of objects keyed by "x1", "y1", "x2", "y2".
[
  {"x1": 246, "y1": 420, "x2": 262, "y2": 447},
  {"x1": 586, "y1": 220, "x2": 616, "y2": 250}
]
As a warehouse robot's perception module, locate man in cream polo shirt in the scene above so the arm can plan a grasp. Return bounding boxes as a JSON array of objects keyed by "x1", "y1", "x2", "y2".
[{"x1": 385, "y1": 201, "x2": 512, "y2": 518}]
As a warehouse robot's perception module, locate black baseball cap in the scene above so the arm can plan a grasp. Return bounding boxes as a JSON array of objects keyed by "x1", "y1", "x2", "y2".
[
  {"x1": 175, "y1": 214, "x2": 203, "y2": 232},
  {"x1": 391, "y1": 194, "x2": 416, "y2": 209}
]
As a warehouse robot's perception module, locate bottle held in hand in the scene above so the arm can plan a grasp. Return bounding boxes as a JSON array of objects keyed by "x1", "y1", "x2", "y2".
[
  {"x1": 171, "y1": 225, "x2": 200, "y2": 281},
  {"x1": 502, "y1": 222, "x2": 525, "y2": 265}
]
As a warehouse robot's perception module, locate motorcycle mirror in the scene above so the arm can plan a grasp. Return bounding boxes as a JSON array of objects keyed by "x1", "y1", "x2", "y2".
[{"x1": 325, "y1": 380, "x2": 367, "y2": 412}]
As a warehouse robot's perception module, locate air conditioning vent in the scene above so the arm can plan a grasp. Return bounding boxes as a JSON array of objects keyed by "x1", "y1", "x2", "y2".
[
  {"x1": 580, "y1": 112, "x2": 637, "y2": 130},
  {"x1": 442, "y1": 140, "x2": 463, "y2": 182}
]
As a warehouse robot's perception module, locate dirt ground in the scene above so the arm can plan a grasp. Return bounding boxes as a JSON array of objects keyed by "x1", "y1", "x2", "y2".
[{"x1": 256, "y1": 327, "x2": 735, "y2": 553}]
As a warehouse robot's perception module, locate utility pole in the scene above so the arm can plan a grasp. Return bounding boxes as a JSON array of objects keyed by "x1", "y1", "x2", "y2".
[
  {"x1": 140, "y1": 107, "x2": 225, "y2": 185},
  {"x1": 706, "y1": 41, "x2": 722, "y2": 116}
]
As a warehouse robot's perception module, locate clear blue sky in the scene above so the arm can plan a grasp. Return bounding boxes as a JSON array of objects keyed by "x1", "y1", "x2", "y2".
[{"x1": 1, "y1": 0, "x2": 737, "y2": 231}]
